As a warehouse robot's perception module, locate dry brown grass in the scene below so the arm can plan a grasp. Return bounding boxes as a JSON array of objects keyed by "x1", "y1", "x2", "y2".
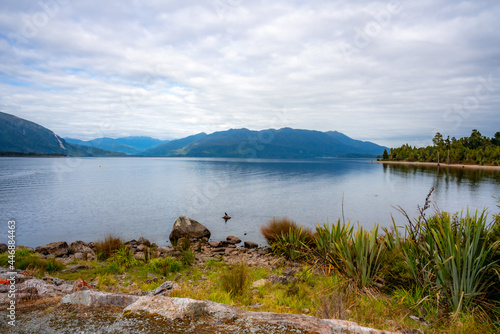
[
  {"x1": 260, "y1": 217, "x2": 314, "y2": 245},
  {"x1": 94, "y1": 235, "x2": 124, "y2": 260}
]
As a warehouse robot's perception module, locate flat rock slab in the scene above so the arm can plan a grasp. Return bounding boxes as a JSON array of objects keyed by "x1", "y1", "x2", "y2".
[
  {"x1": 62, "y1": 290, "x2": 139, "y2": 308},
  {"x1": 125, "y1": 296, "x2": 396, "y2": 334}
]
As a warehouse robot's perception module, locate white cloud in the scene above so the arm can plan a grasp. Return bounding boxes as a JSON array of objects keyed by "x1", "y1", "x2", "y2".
[{"x1": 0, "y1": 0, "x2": 499, "y2": 147}]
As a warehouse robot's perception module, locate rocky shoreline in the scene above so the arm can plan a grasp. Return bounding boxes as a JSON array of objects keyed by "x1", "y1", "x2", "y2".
[
  {"x1": 0, "y1": 216, "x2": 404, "y2": 333},
  {"x1": 0, "y1": 236, "x2": 398, "y2": 333}
]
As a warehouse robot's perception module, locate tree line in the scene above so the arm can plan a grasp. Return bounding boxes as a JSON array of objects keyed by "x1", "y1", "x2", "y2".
[{"x1": 382, "y1": 130, "x2": 500, "y2": 166}]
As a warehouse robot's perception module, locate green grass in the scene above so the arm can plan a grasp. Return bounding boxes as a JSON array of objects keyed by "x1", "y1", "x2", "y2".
[
  {"x1": 0, "y1": 249, "x2": 65, "y2": 274},
  {"x1": 220, "y1": 261, "x2": 249, "y2": 297}
]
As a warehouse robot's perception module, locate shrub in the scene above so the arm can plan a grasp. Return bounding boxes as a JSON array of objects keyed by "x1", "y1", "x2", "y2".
[
  {"x1": 261, "y1": 217, "x2": 301, "y2": 245},
  {"x1": 148, "y1": 257, "x2": 183, "y2": 276},
  {"x1": 94, "y1": 235, "x2": 124, "y2": 260},
  {"x1": 220, "y1": 261, "x2": 249, "y2": 297},
  {"x1": 108, "y1": 246, "x2": 138, "y2": 269},
  {"x1": 261, "y1": 217, "x2": 314, "y2": 246}
]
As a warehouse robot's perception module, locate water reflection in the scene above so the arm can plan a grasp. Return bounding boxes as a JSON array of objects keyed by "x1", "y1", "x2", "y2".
[{"x1": 383, "y1": 163, "x2": 500, "y2": 199}]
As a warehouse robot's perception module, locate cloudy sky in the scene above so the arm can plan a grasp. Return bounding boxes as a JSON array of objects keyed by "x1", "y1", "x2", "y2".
[{"x1": 1, "y1": 0, "x2": 499, "y2": 147}]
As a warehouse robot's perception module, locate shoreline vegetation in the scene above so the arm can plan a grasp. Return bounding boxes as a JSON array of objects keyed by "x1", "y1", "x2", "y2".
[
  {"x1": 373, "y1": 160, "x2": 500, "y2": 171},
  {"x1": 380, "y1": 130, "x2": 500, "y2": 167},
  {"x1": 1, "y1": 193, "x2": 499, "y2": 333}
]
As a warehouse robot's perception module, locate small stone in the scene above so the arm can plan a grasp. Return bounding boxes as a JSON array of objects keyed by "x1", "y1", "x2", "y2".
[
  {"x1": 226, "y1": 236, "x2": 241, "y2": 244},
  {"x1": 211, "y1": 247, "x2": 226, "y2": 254},
  {"x1": 267, "y1": 274, "x2": 288, "y2": 285},
  {"x1": 153, "y1": 281, "x2": 179, "y2": 295},
  {"x1": 134, "y1": 252, "x2": 145, "y2": 260},
  {"x1": 157, "y1": 247, "x2": 169, "y2": 254},
  {"x1": 208, "y1": 241, "x2": 221, "y2": 248},
  {"x1": 147, "y1": 273, "x2": 158, "y2": 282},
  {"x1": 252, "y1": 279, "x2": 269, "y2": 288},
  {"x1": 244, "y1": 241, "x2": 258, "y2": 249}
]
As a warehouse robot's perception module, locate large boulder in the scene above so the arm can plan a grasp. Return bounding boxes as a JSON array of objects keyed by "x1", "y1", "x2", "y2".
[
  {"x1": 124, "y1": 296, "x2": 396, "y2": 333},
  {"x1": 169, "y1": 216, "x2": 211, "y2": 244},
  {"x1": 35, "y1": 241, "x2": 69, "y2": 257}
]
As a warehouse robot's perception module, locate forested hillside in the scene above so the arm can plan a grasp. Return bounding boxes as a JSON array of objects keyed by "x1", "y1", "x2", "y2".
[{"x1": 383, "y1": 130, "x2": 500, "y2": 165}]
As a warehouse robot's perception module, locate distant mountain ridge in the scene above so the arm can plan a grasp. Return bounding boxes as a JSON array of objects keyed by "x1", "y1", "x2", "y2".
[
  {"x1": 1, "y1": 111, "x2": 387, "y2": 159},
  {"x1": 0, "y1": 111, "x2": 125, "y2": 157},
  {"x1": 64, "y1": 136, "x2": 169, "y2": 155},
  {"x1": 141, "y1": 128, "x2": 387, "y2": 158}
]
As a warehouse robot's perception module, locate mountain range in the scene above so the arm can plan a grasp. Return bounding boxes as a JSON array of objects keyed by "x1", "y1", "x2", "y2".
[
  {"x1": 0, "y1": 111, "x2": 387, "y2": 158},
  {"x1": 141, "y1": 128, "x2": 386, "y2": 158},
  {"x1": 64, "y1": 136, "x2": 169, "y2": 155}
]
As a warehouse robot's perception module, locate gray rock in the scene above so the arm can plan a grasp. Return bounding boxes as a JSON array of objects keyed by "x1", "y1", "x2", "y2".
[
  {"x1": 68, "y1": 240, "x2": 96, "y2": 260},
  {"x1": 153, "y1": 281, "x2": 180, "y2": 296},
  {"x1": 61, "y1": 290, "x2": 139, "y2": 307},
  {"x1": 0, "y1": 271, "x2": 27, "y2": 284},
  {"x1": 169, "y1": 216, "x2": 211, "y2": 243},
  {"x1": 72, "y1": 252, "x2": 86, "y2": 261},
  {"x1": 244, "y1": 241, "x2": 258, "y2": 249},
  {"x1": 267, "y1": 274, "x2": 289, "y2": 285},
  {"x1": 137, "y1": 237, "x2": 151, "y2": 246},
  {"x1": 42, "y1": 276, "x2": 71, "y2": 286},
  {"x1": 124, "y1": 296, "x2": 397, "y2": 333},
  {"x1": 226, "y1": 236, "x2": 241, "y2": 244},
  {"x1": 252, "y1": 279, "x2": 269, "y2": 288},
  {"x1": 134, "y1": 252, "x2": 145, "y2": 260},
  {"x1": 0, "y1": 243, "x2": 7, "y2": 253},
  {"x1": 146, "y1": 273, "x2": 158, "y2": 283},
  {"x1": 61, "y1": 264, "x2": 89, "y2": 273},
  {"x1": 35, "y1": 241, "x2": 69, "y2": 257}
]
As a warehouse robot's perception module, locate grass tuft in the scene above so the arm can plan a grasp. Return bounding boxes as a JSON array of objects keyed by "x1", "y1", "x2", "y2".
[
  {"x1": 220, "y1": 261, "x2": 249, "y2": 297},
  {"x1": 94, "y1": 235, "x2": 124, "y2": 260}
]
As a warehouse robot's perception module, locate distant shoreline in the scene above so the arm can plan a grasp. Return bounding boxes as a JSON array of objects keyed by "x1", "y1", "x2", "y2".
[{"x1": 372, "y1": 160, "x2": 500, "y2": 171}]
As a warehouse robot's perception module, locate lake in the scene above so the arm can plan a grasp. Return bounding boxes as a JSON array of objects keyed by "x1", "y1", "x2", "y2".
[{"x1": 1, "y1": 157, "x2": 499, "y2": 248}]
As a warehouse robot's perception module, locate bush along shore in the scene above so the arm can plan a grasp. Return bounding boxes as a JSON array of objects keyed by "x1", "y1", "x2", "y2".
[
  {"x1": 0, "y1": 193, "x2": 499, "y2": 333},
  {"x1": 381, "y1": 129, "x2": 500, "y2": 166}
]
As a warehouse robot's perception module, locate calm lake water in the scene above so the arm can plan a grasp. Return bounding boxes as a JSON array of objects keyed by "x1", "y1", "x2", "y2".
[{"x1": 1, "y1": 157, "x2": 499, "y2": 247}]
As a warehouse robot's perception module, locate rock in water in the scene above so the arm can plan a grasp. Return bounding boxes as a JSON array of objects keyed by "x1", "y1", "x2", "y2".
[{"x1": 169, "y1": 216, "x2": 211, "y2": 244}]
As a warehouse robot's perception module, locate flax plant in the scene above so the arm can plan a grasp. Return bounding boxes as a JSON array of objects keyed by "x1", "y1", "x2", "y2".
[
  {"x1": 314, "y1": 220, "x2": 353, "y2": 270},
  {"x1": 335, "y1": 223, "x2": 386, "y2": 288},
  {"x1": 315, "y1": 220, "x2": 386, "y2": 288},
  {"x1": 395, "y1": 209, "x2": 496, "y2": 313},
  {"x1": 272, "y1": 226, "x2": 312, "y2": 261}
]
